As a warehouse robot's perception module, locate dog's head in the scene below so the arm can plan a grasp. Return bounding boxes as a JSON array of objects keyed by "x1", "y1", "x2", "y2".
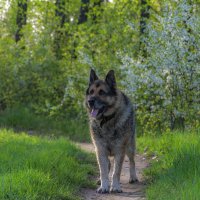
[{"x1": 86, "y1": 69, "x2": 117, "y2": 120}]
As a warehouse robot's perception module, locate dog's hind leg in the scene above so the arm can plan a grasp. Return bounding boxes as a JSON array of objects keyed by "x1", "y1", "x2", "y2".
[
  {"x1": 110, "y1": 151, "x2": 125, "y2": 193},
  {"x1": 126, "y1": 146, "x2": 138, "y2": 183}
]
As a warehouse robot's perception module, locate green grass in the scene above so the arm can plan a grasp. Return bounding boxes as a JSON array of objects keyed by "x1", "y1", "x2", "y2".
[
  {"x1": 0, "y1": 106, "x2": 90, "y2": 142},
  {"x1": 0, "y1": 129, "x2": 96, "y2": 200},
  {"x1": 138, "y1": 129, "x2": 200, "y2": 200}
]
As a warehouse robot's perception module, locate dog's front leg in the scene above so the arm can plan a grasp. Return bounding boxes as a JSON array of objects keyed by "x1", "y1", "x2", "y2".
[
  {"x1": 96, "y1": 150, "x2": 110, "y2": 193},
  {"x1": 110, "y1": 151, "x2": 125, "y2": 193}
]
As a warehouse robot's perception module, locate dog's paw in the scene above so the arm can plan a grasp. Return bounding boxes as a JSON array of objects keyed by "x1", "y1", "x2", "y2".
[
  {"x1": 129, "y1": 177, "x2": 139, "y2": 184},
  {"x1": 96, "y1": 186, "x2": 109, "y2": 194},
  {"x1": 110, "y1": 186, "x2": 123, "y2": 193},
  {"x1": 110, "y1": 182, "x2": 122, "y2": 193}
]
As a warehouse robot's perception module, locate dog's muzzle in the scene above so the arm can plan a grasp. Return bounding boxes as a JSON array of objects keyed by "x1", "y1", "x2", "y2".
[{"x1": 88, "y1": 98, "x2": 106, "y2": 118}]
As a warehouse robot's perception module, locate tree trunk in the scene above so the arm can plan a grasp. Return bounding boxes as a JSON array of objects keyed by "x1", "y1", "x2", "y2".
[
  {"x1": 54, "y1": 0, "x2": 68, "y2": 59},
  {"x1": 15, "y1": 0, "x2": 28, "y2": 43},
  {"x1": 139, "y1": 0, "x2": 150, "y2": 57},
  {"x1": 78, "y1": 0, "x2": 90, "y2": 24}
]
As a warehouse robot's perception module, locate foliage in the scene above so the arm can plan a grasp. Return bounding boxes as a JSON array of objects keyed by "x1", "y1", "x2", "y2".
[
  {"x1": 121, "y1": 0, "x2": 200, "y2": 133},
  {"x1": 0, "y1": 0, "x2": 199, "y2": 135},
  {"x1": 137, "y1": 128, "x2": 200, "y2": 200},
  {"x1": 0, "y1": 129, "x2": 96, "y2": 200}
]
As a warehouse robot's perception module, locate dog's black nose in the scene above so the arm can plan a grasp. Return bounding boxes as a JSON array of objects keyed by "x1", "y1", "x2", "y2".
[{"x1": 88, "y1": 99, "x2": 95, "y2": 107}]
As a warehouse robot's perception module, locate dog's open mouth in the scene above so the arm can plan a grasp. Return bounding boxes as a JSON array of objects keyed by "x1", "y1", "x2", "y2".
[{"x1": 90, "y1": 107, "x2": 105, "y2": 118}]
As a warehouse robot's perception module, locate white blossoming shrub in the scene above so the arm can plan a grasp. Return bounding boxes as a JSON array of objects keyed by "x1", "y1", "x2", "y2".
[{"x1": 121, "y1": 0, "x2": 200, "y2": 134}]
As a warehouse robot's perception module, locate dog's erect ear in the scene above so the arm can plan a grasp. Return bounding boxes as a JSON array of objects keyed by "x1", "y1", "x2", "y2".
[
  {"x1": 89, "y1": 69, "x2": 98, "y2": 85},
  {"x1": 105, "y1": 70, "x2": 116, "y2": 89}
]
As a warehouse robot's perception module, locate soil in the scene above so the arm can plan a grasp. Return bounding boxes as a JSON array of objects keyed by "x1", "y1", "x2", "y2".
[{"x1": 77, "y1": 143, "x2": 148, "y2": 200}]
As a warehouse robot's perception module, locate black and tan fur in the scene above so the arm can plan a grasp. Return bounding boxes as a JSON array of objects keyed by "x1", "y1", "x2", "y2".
[{"x1": 85, "y1": 69, "x2": 138, "y2": 193}]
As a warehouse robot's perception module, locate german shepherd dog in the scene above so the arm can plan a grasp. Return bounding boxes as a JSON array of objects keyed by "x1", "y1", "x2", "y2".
[{"x1": 85, "y1": 69, "x2": 138, "y2": 193}]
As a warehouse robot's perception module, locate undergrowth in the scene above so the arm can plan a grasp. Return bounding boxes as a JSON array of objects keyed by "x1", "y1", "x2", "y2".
[{"x1": 0, "y1": 106, "x2": 90, "y2": 142}]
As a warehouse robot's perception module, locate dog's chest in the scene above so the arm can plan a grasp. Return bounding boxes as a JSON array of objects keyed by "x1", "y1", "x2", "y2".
[
  {"x1": 91, "y1": 122, "x2": 122, "y2": 141},
  {"x1": 101, "y1": 127, "x2": 118, "y2": 139}
]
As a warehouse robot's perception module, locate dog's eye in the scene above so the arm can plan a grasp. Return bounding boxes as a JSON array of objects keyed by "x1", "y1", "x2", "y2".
[
  {"x1": 99, "y1": 90, "x2": 106, "y2": 96},
  {"x1": 89, "y1": 89, "x2": 94, "y2": 95}
]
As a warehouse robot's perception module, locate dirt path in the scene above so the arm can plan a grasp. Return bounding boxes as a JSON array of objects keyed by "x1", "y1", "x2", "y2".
[{"x1": 77, "y1": 143, "x2": 148, "y2": 200}]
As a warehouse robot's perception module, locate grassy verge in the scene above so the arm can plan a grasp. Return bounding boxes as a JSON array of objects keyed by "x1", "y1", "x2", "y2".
[
  {"x1": 138, "y1": 129, "x2": 200, "y2": 200},
  {"x1": 0, "y1": 106, "x2": 90, "y2": 142},
  {"x1": 0, "y1": 129, "x2": 96, "y2": 200}
]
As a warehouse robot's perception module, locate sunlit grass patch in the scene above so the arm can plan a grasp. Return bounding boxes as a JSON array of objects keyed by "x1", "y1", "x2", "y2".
[
  {"x1": 0, "y1": 129, "x2": 96, "y2": 200},
  {"x1": 138, "y1": 130, "x2": 200, "y2": 200}
]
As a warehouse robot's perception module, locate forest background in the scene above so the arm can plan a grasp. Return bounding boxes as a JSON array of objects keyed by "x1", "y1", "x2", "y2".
[{"x1": 0, "y1": 0, "x2": 199, "y2": 136}]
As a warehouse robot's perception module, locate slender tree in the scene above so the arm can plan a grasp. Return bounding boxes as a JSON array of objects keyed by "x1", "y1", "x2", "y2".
[
  {"x1": 15, "y1": 0, "x2": 28, "y2": 42},
  {"x1": 54, "y1": 0, "x2": 68, "y2": 59},
  {"x1": 78, "y1": 0, "x2": 90, "y2": 24},
  {"x1": 139, "y1": 0, "x2": 150, "y2": 57}
]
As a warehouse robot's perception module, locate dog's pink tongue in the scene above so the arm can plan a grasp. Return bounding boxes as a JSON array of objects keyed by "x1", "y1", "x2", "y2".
[{"x1": 91, "y1": 109, "x2": 98, "y2": 118}]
